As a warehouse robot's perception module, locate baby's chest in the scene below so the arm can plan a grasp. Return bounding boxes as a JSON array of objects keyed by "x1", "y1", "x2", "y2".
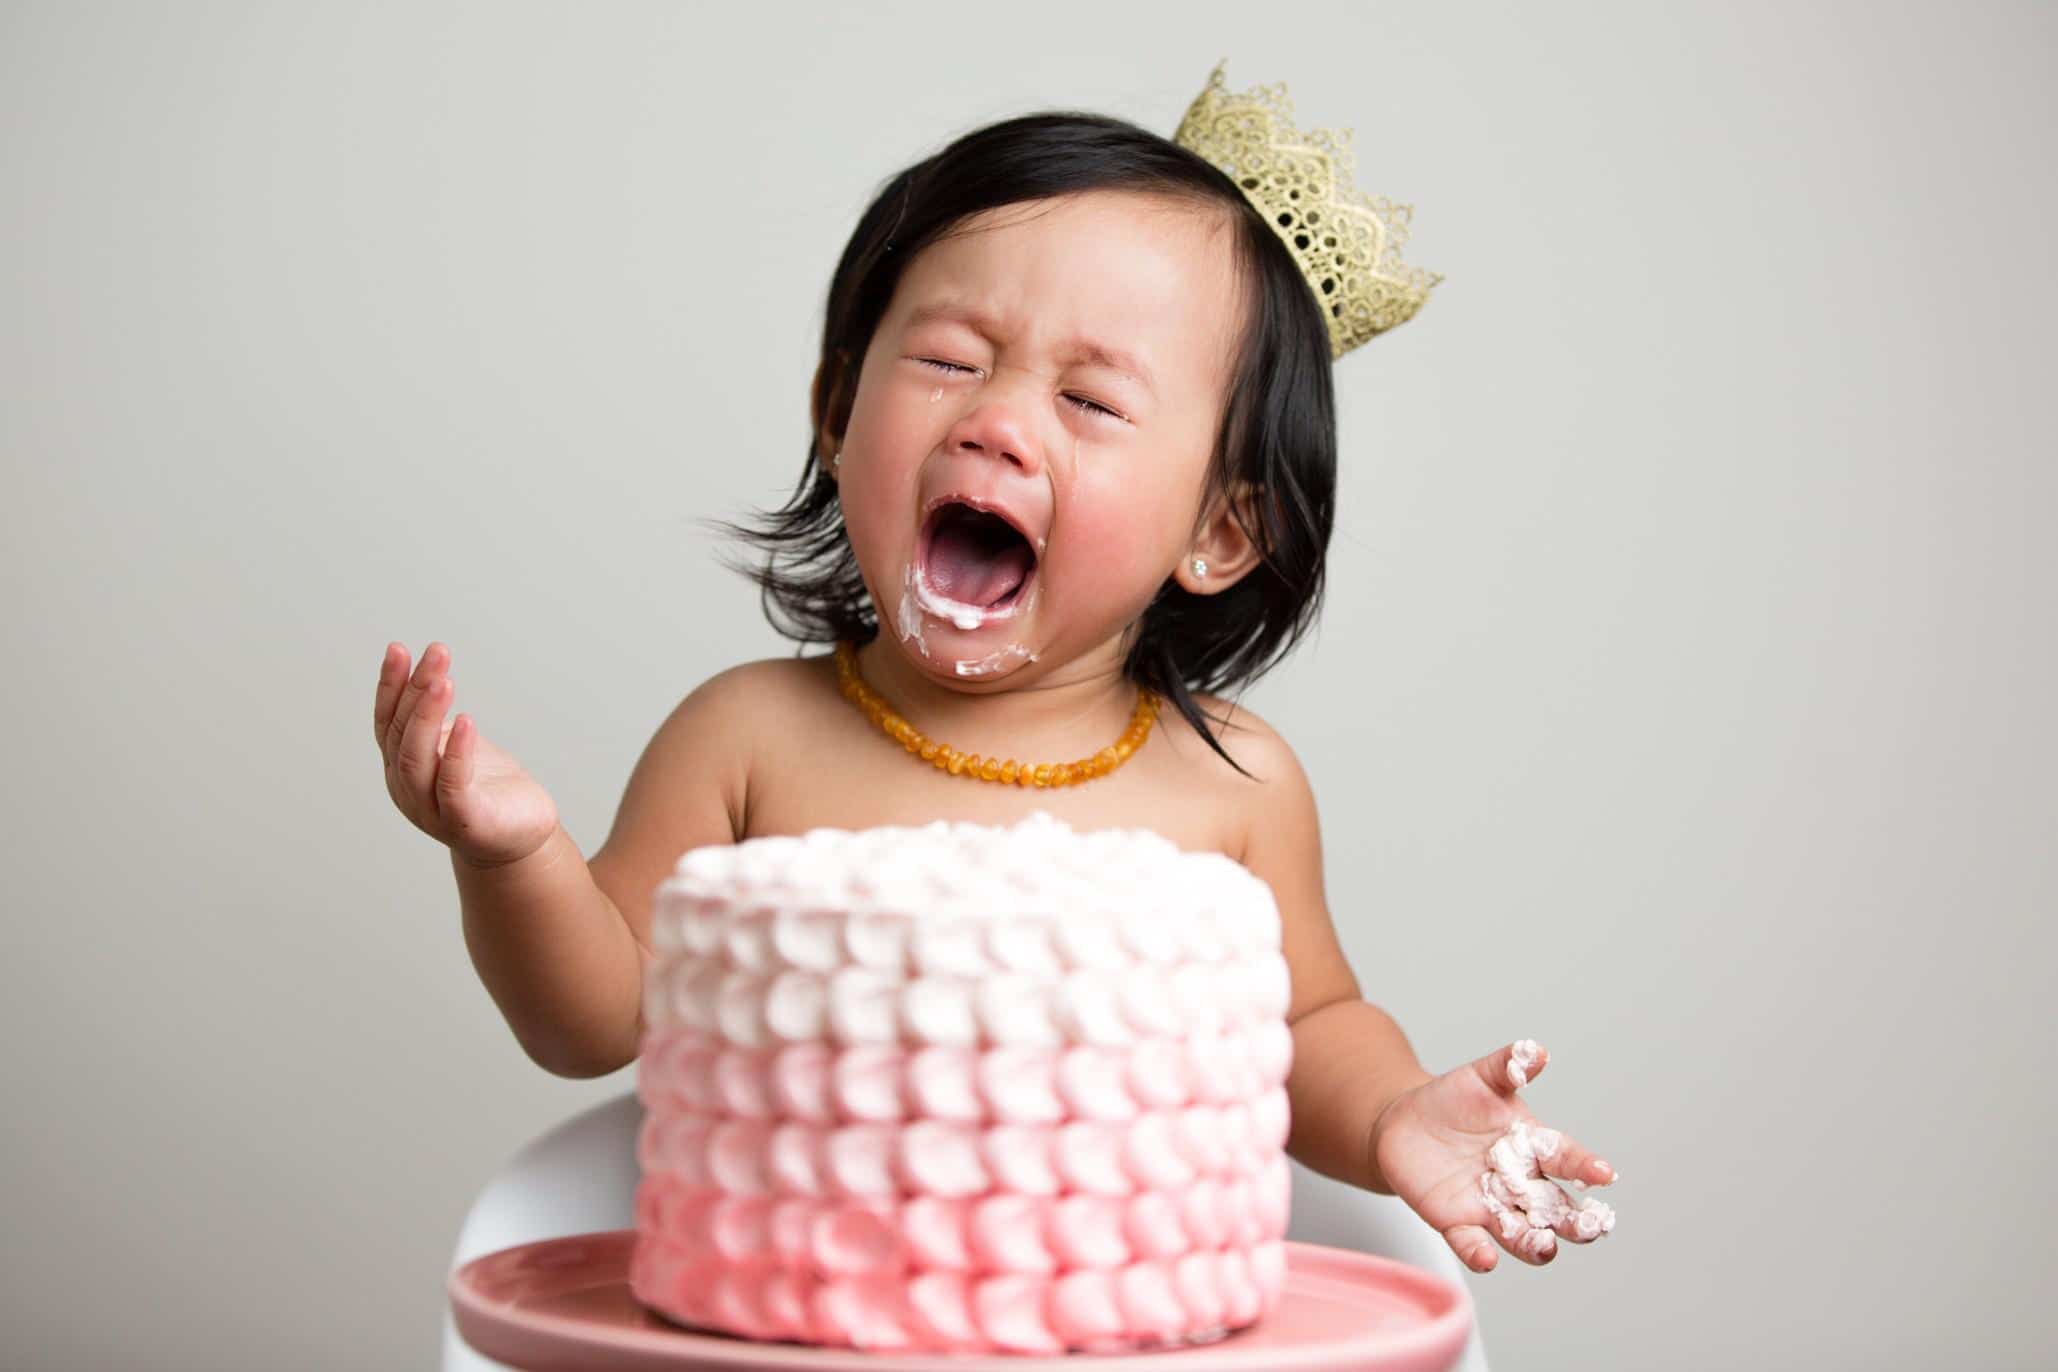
[{"x1": 740, "y1": 718, "x2": 1243, "y2": 861}]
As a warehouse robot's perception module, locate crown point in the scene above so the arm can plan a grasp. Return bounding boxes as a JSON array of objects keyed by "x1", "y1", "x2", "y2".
[{"x1": 1174, "y1": 63, "x2": 1439, "y2": 359}]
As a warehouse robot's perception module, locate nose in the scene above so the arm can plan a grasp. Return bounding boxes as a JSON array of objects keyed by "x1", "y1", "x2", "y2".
[{"x1": 944, "y1": 395, "x2": 1043, "y2": 479}]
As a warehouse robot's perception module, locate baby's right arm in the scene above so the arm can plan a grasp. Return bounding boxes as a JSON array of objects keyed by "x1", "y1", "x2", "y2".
[{"x1": 373, "y1": 641, "x2": 749, "y2": 1078}]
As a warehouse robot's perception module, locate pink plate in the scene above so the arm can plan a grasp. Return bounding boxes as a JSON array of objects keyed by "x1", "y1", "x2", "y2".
[{"x1": 450, "y1": 1232, "x2": 1472, "y2": 1371}]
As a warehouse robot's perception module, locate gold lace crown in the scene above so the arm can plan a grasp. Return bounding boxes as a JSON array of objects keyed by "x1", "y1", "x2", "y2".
[{"x1": 1174, "y1": 60, "x2": 1442, "y2": 359}]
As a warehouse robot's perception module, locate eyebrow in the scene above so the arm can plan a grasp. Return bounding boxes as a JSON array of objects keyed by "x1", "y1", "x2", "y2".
[{"x1": 903, "y1": 302, "x2": 1158, "y2": 400}]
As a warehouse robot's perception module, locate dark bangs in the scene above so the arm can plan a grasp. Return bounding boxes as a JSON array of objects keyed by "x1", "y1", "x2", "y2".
[{"x1": 717, "y1": 111, "x2": 1336, "y2": 777}]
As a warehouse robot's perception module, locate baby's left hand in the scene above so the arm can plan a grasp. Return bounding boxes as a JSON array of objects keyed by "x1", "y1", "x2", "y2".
[{"x1": 1371, "y1": 1039, "x2": 1618, "y2": 1272}]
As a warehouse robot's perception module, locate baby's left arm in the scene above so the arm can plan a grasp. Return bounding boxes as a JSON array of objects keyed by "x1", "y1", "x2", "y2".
[{"x1": 1236, "y1": 723, "x2": 1619, "y2": 1272}]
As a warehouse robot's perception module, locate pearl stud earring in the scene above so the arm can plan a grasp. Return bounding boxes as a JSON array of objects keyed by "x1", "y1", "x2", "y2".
[
  {"x1": 1191, "y1": 557, "x2": 1208, "y2": 577},
  {"x1": 831, "y1": 450, "x2": 841, "y2": 471}
]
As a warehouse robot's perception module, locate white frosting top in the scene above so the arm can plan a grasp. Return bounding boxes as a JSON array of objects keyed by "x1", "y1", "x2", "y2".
[
  {"x1": 647, "y1": 814, "x2": 1288, "y2": 1051},
  {"x1": 660, "y1": 813, "x2": 1279, "y2": 952}
]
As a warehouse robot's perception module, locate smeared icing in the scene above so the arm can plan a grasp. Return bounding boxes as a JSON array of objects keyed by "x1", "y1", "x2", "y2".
[
  {"x1": 1507, "y1": 1038, "x2": 1542, "y2": 1090},
  {"x1": 1476, "y1": 1119, "x2": 1616, "y2": 1262},
  {"x1": 954, "y1": 644, "x2": 1036, "y2": 677},
  {"x1": 890, "y1": 557, "x2": 1043, "y2": 678}
]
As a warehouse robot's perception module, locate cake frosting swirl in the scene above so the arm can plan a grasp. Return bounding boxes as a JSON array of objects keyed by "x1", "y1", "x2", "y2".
[{"x1": 630, "y1": 812, "x2": 1293, "y2": 1353}]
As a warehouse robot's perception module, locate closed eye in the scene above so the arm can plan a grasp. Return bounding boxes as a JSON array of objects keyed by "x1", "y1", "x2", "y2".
[
  {"x1": 1062, "y1": 392, "x2": 1123, "y2": 420},
  {"x1": 914, "y1": 358, "x2": 1125, "y2": 422}
]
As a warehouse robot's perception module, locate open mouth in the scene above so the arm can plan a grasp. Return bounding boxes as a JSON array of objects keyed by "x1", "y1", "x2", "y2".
[{"x1": 917, "y1": 500, "x2": 1039, "y2": 615}]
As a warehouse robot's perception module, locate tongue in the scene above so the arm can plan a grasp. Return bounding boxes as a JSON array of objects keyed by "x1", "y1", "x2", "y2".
[{"x1": 927, "y1": 513, "x2": 1034, "y2": 608}]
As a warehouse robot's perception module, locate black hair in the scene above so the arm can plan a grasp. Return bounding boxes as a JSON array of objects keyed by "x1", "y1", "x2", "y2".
[{"x1": 717, "y1": 109, "x2": 1336, "y2": 777}]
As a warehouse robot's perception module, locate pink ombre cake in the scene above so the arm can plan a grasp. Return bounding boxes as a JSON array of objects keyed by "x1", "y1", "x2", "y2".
[{"x1": 630, "y1": 812, "x2": 1293, "y2": 1354}]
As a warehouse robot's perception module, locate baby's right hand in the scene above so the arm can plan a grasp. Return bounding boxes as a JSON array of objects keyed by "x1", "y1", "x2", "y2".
[{"x1": 374, "y1": 641, "x2": 559, "y2": 869}]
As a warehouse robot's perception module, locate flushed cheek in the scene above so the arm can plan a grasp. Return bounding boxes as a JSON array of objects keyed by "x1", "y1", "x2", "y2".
[
  {"x1": 1046, "y1": 482, "x2": 1184, "y2": 613},
  {"x1": 838, "y1": 471, "x2": 908, "y2": 578},
  {"x1": 837, "y1": 391, "x2": 941, "y2": 569},
  {"x1": 835, "y1": 452, "x2": 926, "y2": 588}
]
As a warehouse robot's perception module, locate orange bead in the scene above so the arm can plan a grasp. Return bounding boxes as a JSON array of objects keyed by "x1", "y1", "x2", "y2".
[{"x1": 833, "y1": 641, "x2": 1156, "y2": 789}]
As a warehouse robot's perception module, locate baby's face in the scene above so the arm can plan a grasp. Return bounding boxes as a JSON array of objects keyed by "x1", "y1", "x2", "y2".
[{"x1": 835, "y1": 189, "x2": 1243, "y2": 685}]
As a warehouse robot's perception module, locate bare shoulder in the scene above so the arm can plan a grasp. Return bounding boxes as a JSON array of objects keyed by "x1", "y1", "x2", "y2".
[
  {"x1": 1153, "y1": 691, "x2": 1314, "y2": 862},
  {"x1": 631, "y1": 655, "x2": 827, "y2": 783},
  {"x1": 1161, "y1": 690, "x2": 1309, "y2": 790},
  {"x1": 686, "y1": 653, "x2": 835, "y2": 717},
  {"x1": 589, "y1": 654, "x2": 827, "y2": 939},
  {"x1": 1191, "y1": 692, "x2": 1303, "y2": 782}
]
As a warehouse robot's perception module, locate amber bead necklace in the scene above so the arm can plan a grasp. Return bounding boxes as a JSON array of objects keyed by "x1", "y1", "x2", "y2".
[{"x1": 833, "y1": 640, "x2": 1157, "y2": 787}]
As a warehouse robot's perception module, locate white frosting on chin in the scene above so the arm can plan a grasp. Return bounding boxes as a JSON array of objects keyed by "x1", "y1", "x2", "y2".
[
  {"x1": 955, "y1": 643, "x2": 1037, "y2": 677},
  {"x1": 888, "y1": 560, "x2": 1046, "y2": 676}
]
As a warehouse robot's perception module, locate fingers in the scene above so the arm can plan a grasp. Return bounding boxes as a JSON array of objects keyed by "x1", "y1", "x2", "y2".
[
  {"x1": 1478, "y1": 1120, "x2": 1617, "y2": 1264},
  {"x1": 380, "y1": 641, "x2": 448, "y2": 762},
  {"x1": 394, "y1": 659, "x2": 455, "y2": 800},
  {"x1": 1520, "y1": 1127, "x2": 1618, "y2": 1243},
  {"x1": 1478, "y1": 1169, "x2": 1561, "y2": 1266},
  {"x1": 1550, "y1": 1190, "x2": 1616, "y2": 1244},
  {"x1": 1470, "y1": 1038, "x2": 1547, "y2": 1096},
  {"x1": 379, "y1": 645, "x2": 461, "y2": 760},
  {"x1": 1531, "y1": 1126, "x2": 1616, "y2": 1190},
  {"x1": 436, "y1": 714, "x2": 474, "y2": 806},
  {"x1": 1442, "y1": 1222, "x2": 1500, "y2": 1273},
  {"x1": 1493, "y1": 1166, "x2": 1615, "y2": 1246},
  {"x1": 373, "y1": 643, "x2": 408, "y2": 746}
]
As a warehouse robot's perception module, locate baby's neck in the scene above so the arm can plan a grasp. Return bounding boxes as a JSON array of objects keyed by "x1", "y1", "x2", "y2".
[{"x1": 852, "y1": 636, "x2": 1144, "y2": 762}]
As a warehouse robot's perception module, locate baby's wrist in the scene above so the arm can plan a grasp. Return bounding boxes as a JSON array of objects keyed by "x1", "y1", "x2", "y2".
[
  {"x1": 1363, "y1": 1065, "x2": 1436, "y2": 1193},
  {"x1": 452, "y1": 823, "x2": 565, "y2": 877}
]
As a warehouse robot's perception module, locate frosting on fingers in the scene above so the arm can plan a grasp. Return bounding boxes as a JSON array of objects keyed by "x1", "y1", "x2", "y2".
[
  {"x1": 1477, "y1": 1120, "x2": 1616, "y2": 1260},
  {"x1": 1506, "y1": 1039, "x2": 1542, "y2": 1090}
]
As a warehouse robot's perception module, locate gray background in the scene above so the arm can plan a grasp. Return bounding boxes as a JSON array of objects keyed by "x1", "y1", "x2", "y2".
[{"x1": 4, "y1": 1, "x2": 2051, "y2": 1367}]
